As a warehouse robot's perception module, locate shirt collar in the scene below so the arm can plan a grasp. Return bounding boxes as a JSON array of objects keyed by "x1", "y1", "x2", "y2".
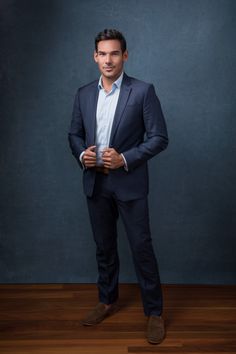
[{"x1": 98, "y1": 72, "x2": 124, "y2": 90}]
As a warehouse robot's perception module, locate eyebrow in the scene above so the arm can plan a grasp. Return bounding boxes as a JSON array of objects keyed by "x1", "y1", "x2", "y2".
[{"x1": 97, "y1": 50, "x2": 121, "y2": 55}]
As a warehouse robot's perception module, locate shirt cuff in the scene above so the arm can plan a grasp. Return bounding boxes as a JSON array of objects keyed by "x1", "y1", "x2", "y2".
[
  {"x1": 79, "y1": 151, "x2": 86, "y2": 169},
  {"x1": 121, "y1": 153, "x2": 128, "y2": 171}
]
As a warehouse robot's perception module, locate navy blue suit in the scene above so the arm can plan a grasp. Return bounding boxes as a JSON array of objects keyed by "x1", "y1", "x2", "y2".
[{"x1": 69, "y1": 73, "x2": 168, "y2": 316}]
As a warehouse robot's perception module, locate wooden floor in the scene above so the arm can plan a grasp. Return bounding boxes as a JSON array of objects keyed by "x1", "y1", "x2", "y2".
[{"x1": 0, "y1": 284, "x2": 236, "y2": 354}]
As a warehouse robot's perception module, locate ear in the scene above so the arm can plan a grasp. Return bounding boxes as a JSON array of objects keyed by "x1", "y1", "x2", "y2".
[
  {"x1": 94, "y1": 51, "x2": 98, "y2": 63},
  {"x1": 123, "y1": 50, "x2": 128, "y2": 62}
]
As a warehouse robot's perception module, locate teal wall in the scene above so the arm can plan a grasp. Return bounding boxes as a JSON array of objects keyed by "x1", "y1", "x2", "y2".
[{"x1": 0, "y1": 0, "x2": 236, "y2": 283}]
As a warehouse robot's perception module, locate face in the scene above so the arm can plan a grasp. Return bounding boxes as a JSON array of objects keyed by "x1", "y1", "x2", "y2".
[{"x1": 94, "y1": 39, "x2": 128, "y2": 81}]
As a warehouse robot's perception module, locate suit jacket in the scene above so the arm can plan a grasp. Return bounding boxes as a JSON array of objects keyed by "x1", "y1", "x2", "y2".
[{"x1": 68, "y1": 73, "x2": 168, "y2": 201}]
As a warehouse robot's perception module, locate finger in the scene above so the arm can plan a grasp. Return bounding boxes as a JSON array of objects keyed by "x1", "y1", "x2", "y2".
[
  {"x1": 85, "y1": 150, "x2": 96, "y2": 157},
  {"x1": 88, "y1": 145, "x2": 96, "y2": 151},
  {"x1": 84, "y1": 159, "x2": 96, "y2": 166},
  {"x1": 84, "y1": 154, "x2": 96, "y2": 159},
  {"x1": 102, "y1": 147, "x2": 110, "y2": 153},
  {"x1": 84, "y1": 157, "x2": 96, "y2": 164},
  {"x1": 102, "y1": 156, "x2": 112, "y2": 163},
  {"x1": 101, "y1": 151, "x2": 109, "y2": 158},
  {"x1": 103, "y1": 162, "x2": 111, "y2": 168},
  {"x1": 86, "y1": 163, "x2": 96, "y2": 167},
  {"x1": 85, "y1": 154, "x2": 96, "y2": 159},
  {"x1": 102, "y1": 151, "x2": 115, "y2": 158},
  {"x1": 84, "y1": 160, "x2": 96, "y2": 165},
  {"x1": 83, "y1": 158, "x2": 96, "y2": 165},
  {"x1": 102, "y1": 157, "x2": 112, "y2": 163},
  {"x1": 102, "y1": 147, "x2": 115, "y2": 155}
]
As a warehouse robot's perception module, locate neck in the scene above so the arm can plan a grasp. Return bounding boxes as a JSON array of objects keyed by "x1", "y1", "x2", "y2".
[
  {"x1": 101, "y1": 72, "x2": 123, "y2": 92},
  {"x1": 102, "y1": 77, "x2": 113, "y2": 92}
]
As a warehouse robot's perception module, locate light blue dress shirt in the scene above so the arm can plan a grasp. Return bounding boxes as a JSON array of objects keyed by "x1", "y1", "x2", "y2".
[
  {"x1": 95, "y1": 72, "x2": 123, "y2": 165},
  {"x1": 80, "y1": 72, "x2": 127, "y2": 169}
]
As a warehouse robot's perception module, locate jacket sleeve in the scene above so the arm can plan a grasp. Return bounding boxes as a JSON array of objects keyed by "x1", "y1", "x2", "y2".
[
  {"x1": 122, "y1": 84, "x2": 168, "y2": 171},
  {"x1": 68, "y1": 89, "x2": 87, "y2": 169}
]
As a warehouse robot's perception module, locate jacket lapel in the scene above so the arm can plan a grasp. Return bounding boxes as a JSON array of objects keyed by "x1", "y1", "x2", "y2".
[
  {"x1": 89, "y1": 81, "x2": 99, "y2": 145},
  {"x1": 109, "y1": 73, "x2": 132, "y2": 146}
]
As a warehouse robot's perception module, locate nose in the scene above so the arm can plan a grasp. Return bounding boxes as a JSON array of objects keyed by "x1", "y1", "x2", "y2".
[{"x1": 105, "y1": 53, "x2": 112, "y2": 64}]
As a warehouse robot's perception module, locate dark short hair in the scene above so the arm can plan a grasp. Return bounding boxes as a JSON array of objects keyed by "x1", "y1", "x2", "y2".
[{"x1": 95, "y1": 29, "x2": 127, "y2": 53}]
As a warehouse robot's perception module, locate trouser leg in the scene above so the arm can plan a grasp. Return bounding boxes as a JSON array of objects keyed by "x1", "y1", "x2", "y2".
[
  {"x1": 117, "y1": 197, "x2": 163, "y2": 316},
  {"x1": 87, "y1": 195, "x2": 119, "y2": 304}
]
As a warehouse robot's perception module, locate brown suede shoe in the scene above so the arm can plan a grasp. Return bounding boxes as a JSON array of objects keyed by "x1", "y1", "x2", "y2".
[
  {"x1": 147, "y1": 315, "x2": 165, "y2": 344},
  {"x1": 80, "y1": 302, "x2": 120, "y2": 326}
]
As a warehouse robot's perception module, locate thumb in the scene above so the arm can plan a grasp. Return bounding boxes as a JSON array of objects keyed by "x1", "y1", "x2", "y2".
[{"x1": 88, "y1": 145, "x2": 96, "y2": 151}]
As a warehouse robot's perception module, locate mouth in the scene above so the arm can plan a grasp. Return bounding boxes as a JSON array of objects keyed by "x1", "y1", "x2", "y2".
[{"x1": 104, "y1": 67, "x2": 114, "y2": 72}]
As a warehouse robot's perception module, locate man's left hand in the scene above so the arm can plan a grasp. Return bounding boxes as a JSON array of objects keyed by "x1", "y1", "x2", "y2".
[{"x1": 102, "y1": 148, "x2": 124, "y2": 169}]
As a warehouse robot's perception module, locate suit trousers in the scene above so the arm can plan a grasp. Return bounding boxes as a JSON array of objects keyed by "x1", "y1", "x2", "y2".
[{"x1": 86, "y1": 172, "x2": 163, "y2": 316}]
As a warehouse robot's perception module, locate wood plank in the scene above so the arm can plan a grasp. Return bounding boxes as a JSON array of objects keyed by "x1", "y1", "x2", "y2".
[{"x1": 0, "y1": 284, "x2": 235, "y2": 353}]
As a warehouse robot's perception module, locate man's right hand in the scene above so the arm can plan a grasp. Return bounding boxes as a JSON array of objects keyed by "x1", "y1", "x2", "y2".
[{"x1": 82, "y1": 145, "x2": 97, "y2": 168}]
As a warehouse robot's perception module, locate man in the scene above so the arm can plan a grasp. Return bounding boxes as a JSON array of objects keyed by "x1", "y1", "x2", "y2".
[{"x1": 68, "y1": 29, "x2": 168, "y2": 344}]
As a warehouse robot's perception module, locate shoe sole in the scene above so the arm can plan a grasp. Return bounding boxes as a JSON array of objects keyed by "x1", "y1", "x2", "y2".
[
  {"x1": 147, "y1": 332, "x2": 165, "y2": 345},
  {"x1": 148, "y1": 337, "x2": 164, "y2": 344}
]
